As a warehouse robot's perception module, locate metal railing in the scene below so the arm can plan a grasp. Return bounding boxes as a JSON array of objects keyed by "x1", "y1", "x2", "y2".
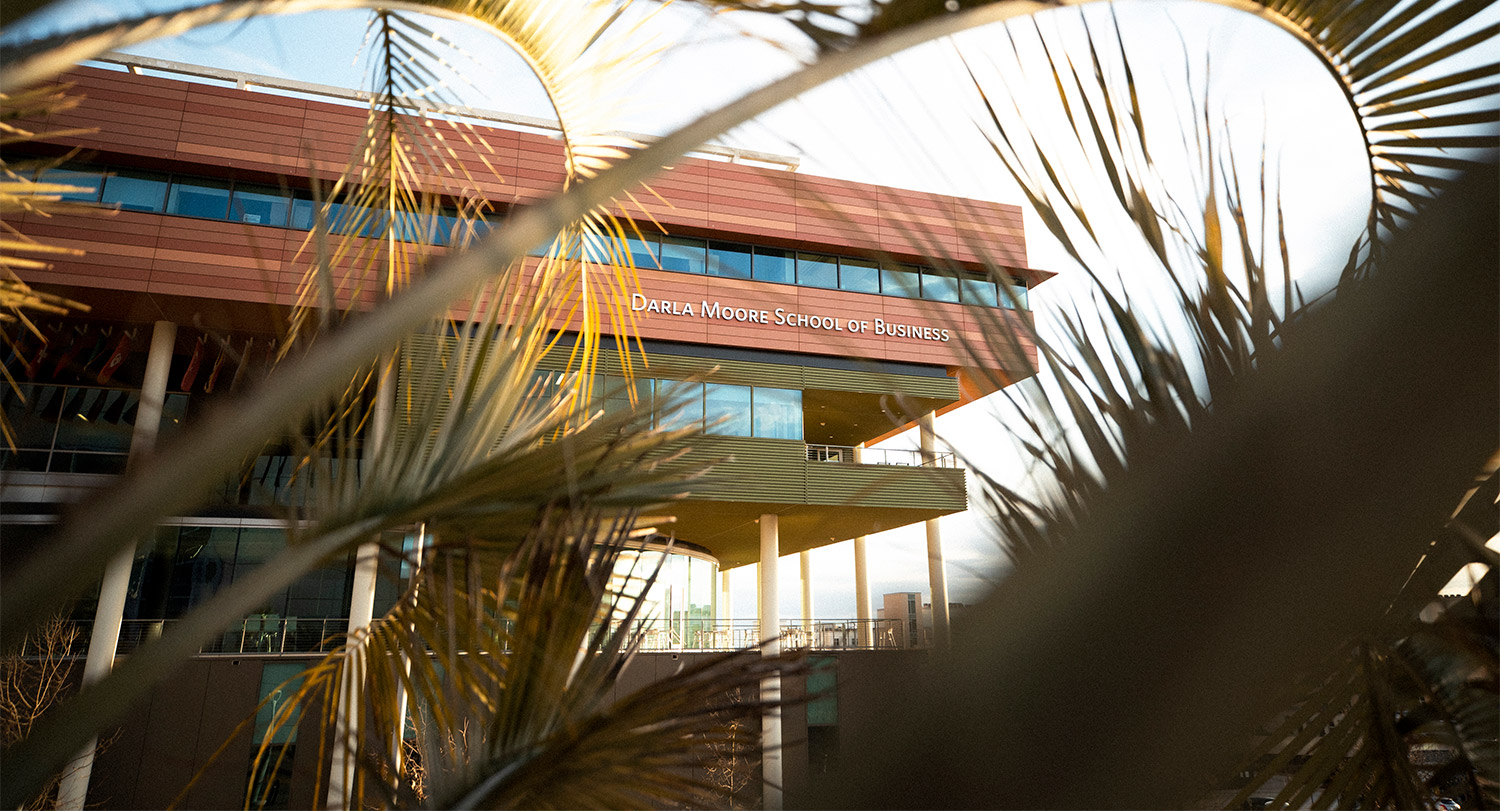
[
  {"x1": 619, "y1": 618, "x2": 926, "y2": 651},
  {"x1": 14, "y1": 617, "x2": 351, "y2": 658},
  {"x1": 15, "y1": 617, "x2": 930, "y2": 658},
  {"x1": 805, "y1": 444, "x2": 956, "y2": 468}
]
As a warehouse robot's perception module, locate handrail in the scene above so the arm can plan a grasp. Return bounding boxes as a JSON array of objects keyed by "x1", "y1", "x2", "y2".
[
  {"x1": 15, "y1": 616, "x2": 934, "y2": 657},
  {"x1": 805, "y1": 443, "x2": 956, "y2": 468}
]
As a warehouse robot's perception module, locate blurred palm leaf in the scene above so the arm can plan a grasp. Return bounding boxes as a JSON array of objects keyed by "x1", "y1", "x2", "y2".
[
  {"x1": 939, "y1": 8, "x2": 1498, "y2": 809},
  {"x1": 0, "y1": 258, "x2": 710, "y2": 806},
  {"x1": 216, "y1": 514, "x2": 796, "y2": 810},
  {"x1": 0, "y1": 83, "x2": 94, "y2": 449}
]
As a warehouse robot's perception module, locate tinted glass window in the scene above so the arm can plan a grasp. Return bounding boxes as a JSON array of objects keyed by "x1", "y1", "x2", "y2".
[
  {"x1": 656, "y1": 381, "x2": 703, "y2": 430},
  {"x1": 961, "y1": 277, "x2": 998, "y2": 307},
  {"x1": 40, "y1": 167, "x2": 104, "y2": 202},
  {"x1": 604, "y1": 376, "x2": 652, "y2": 417},
  {"x1": 430, "y1": 213, "x2": 457, "y2": 246},
  {"x1": 167, "y1": 178, "x2": 231, "y2": 219},
  {"x1": 704, "y1": 384, "x2": 752, "y2": 436},
  {"x1": 660, "y1": 236, "x2": 706, "y2": 274},
  {"x1": 753, "y1": 247, "x2": 795, "y2": 284},
  {"x1": 880, "y1": 265, "x2": 921, "y2": 298},
  {"x1": 797, "y1": 253, "x2": 838, "y2": 289},
  {"x1": 707, "y1": 243, "x2": 753, "y2": 279},
  {"x1": 101, "y1": 171, "x2": 167, "y2": 212},
  {"x1": 329, "y1": 202, "x2": 381, "y2": 237},
  {"x1": 839, "y1": 258, "x2": 880, "y2": 294},
  {"x1": 753, "y1": 387, "x2": 802, "y2": 439},
  {"x1": 289, "y1": 194, "x2": 317, "y2": 230},
  {"x1": 921, "y1": 270, "x2": 960, "y2": 303},
  {"x1": 625, "y1": 233, "x2": 660, "y2": 268},
  {"x1": 229, "y1": 184, "x2": 290, "y2": 227},
  {"x1": 1002, "y1": 281, "x2": 1029, "y2": 309}
]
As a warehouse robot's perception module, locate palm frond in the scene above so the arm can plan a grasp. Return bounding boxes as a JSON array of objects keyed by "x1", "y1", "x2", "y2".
[
  {"x1": 0, "y1": 84, "x2": 94, "y2": 450},
  {"x1": 241, "y1": 513, "x2": 798, "y2": 810}
]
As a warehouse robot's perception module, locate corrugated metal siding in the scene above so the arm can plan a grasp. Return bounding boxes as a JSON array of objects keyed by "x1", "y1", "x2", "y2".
[
  {"x1": 651, "y1": 435, "x2": 807, "y2": 503},
  {"x1": 397, "y1": 337, "x2": 967, "y2": 511},
  {"x1": 538, "y1": 345, "x2": 958, "y2": 398},
  {"x1": 805, "y1": 462, "x2": 967, "y2": 510},
  {"x1": 800, "y1": 367, "x2": 956, "y2": 398},
  {"x1": 652, "y1": 434, "x2": 967, "y2": 510}
]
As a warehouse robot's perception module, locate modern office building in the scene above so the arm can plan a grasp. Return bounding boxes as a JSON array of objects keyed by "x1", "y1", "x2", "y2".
[{"x1": 1, "y1": 54, "x2": 1045, "y2": 808}]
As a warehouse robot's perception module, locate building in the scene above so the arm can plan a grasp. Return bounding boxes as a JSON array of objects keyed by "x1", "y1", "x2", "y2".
[{"x1": 1, "y1": 54, "x2": 1045, "y2": 808}]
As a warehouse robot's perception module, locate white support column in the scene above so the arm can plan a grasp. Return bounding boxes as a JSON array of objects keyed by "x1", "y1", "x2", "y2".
[
  {"x1": 852, "y1": 445, "x2": 872, "y2": 648},
  {"x1": 853, "y1": 535, "x2": 872, "y2": 647},
  {"x1": 57, "y1": 320, "x2": 176, "y2": 811},
  {"x1": 719, "y1": 569, "x2": 732, "y2": 628},
  {"x1": 799, "y1": 551, "x2": 814, "y2": 631},
  {"x1": 329, "y1": 356, "x2": 395, "y2": 810},
  {"x1": 919, "y1": 412, "x2": 951, "y2": 649},
  {"x1": 758, "y1": 514, "x2": 783, "y2": 811}
]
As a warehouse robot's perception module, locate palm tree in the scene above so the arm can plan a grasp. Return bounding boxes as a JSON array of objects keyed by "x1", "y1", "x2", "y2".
[{"x1": 0, "y1": 0, "x2": 1493, "y2": 806}]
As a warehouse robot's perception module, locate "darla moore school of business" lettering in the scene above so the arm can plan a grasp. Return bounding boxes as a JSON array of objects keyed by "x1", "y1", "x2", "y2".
[{"x1": 631, "y1": 294, "x2": 952, "y2": 343}]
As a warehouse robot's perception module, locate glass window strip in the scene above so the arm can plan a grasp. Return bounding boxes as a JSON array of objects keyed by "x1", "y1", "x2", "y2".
[{"x1": 48, "y1": 161, "x2": 1030, "y2": 309}]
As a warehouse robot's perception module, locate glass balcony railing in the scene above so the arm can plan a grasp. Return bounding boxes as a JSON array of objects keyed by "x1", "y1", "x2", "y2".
[
  {"x1": 805, "y1": 443, "x2": 956, "y2": 468},
  {"x1": 16, "y1": 616, "x2": 930, "y2": 659}
]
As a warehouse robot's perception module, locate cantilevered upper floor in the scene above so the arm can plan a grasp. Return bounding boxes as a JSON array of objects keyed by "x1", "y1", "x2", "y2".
[{"x1": 4, "y1": 56, "x2": 1050, "y2": 566}]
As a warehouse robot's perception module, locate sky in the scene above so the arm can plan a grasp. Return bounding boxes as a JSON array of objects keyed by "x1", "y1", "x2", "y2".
[{"x1": 13, "y1": 0, "x2": 1379, "y2": 619}]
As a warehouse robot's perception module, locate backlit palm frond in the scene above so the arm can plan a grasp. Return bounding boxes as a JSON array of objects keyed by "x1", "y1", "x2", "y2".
[
  {"x1": 0, "y1": 83, "x2": 94, "y2": 449},
  {"x1": 284, "y1": 8, "x2": 500, "y2": 347},
  {"x1": 438, "y1": 0, "x2": 667, "y2": 401},
  {"x1": 944, "y1": 13, "x2": 1497, "y2": 808},
  {"x1": 951, "y1": 11, "x2": 1294, "y2": 564},
  {"x1": 1223, "y1": 575, "x2": 1498, "y2": 810},
  {"x1": 865, "y1": 0, "x2": 1499, "y2": 269},
  {"x1": 236, "y1": 509, "x2": 794, "y2": 810},
  {"x1": 0, "y1": 256, "x2": 706, "y2": 805}
]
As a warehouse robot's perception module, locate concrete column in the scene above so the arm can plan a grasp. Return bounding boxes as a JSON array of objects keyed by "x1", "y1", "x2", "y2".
[
  {"x1": 919, "y1": 412, "x2": 951, "y2": 649},
  {"x1": 719, "y1": 569, "x2": 732, "y2": 628},
  {"x1": 852, "y1": 445, "x2": 872, "y2": 648},
  {"x1": 800, "y1": 551, "x2": 814, "y2": 631},
  {"x1": 853, "y1": 537, "x2": 872, "y2": 647},
  {"x1": 57, "y1": 320, "x2": 176, "y2": 811},
  {"x1": 329, "y1": 356, "x2": 395, "y2": 810},
  {"x1": 759, "y1": 514, "x2": 783, "y2": 810}
]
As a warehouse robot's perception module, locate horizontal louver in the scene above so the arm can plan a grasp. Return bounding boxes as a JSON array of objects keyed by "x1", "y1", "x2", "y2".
[{"x1": 538, "y1": 345, "x2": 959, "y2": 398}]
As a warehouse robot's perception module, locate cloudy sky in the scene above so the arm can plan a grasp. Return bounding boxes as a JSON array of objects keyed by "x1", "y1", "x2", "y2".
[{"x1": 17, "y1": 0, "x2": 1373, "y2": 618}]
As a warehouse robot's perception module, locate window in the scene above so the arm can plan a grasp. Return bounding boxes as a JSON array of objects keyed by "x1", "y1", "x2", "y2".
[
  {"x1": 921, "y1": 269, "x2": 960, "y2": 303},
  {"x1": 604, "y1": 376, "x2": 653, "y2": 417},
  {"x1": 704, "y1": 383, "x2": 752, "y2": 436},
  {"x1": 1002, "y1": 280, "x2": 1029, "y2": 309},
  {"x1": 796, "y1": 253, "x2": 839, "y2": 289},
  {"x1": 100, "y1": 171, "x2": 167, "y2": 212},
  {"x1": 39, "y1": 167, "x2": 103, "y2": 202},
  {"x1": 707, "y1": 242, "x2": 753, "y2": 279},
  {"x1": 625, "y1": 233, "x2": 660, "y2": 268},
  {"x1": 961, "y1": 277, "x2": 998, "y2": 307},
  {"x1": 167, "y1": 178, "x2": 231, "y2": 219},
  {"x1": 289, "y1": 192, "x2": 318, "y2": 230},
  {"x1": 248, "y1": 662, "x2": 306, "y2": 811},
  {"x1": 752, "y1": 387, "x2": 802, "y2": 439},
  {"x1": 656, "y1": 381, "x2": 703, "y2": 430},
  {"x1": 229, "y1": 183, "x2": 291, "y2": 227},
  {"x1": 753, "y1": 247, "x2": 795, "y2": 284},
  {"x1": 659, "y1": 236, "x2": 706, "y2": 274},
  {"x1": 880, "y1": 265, "x2": 921, "y2": 298},
  {"x1": 838, "y1": 258, "x2": 880, "y2": 294}
]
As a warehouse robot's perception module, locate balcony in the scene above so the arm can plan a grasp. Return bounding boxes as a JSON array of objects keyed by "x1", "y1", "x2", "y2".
[
  {"x1": 11, "y1": 616, "x2": 933, "y2": 659},
  {"x1": 805, "y1": 443, "x2": 956, "y2": 468}
]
